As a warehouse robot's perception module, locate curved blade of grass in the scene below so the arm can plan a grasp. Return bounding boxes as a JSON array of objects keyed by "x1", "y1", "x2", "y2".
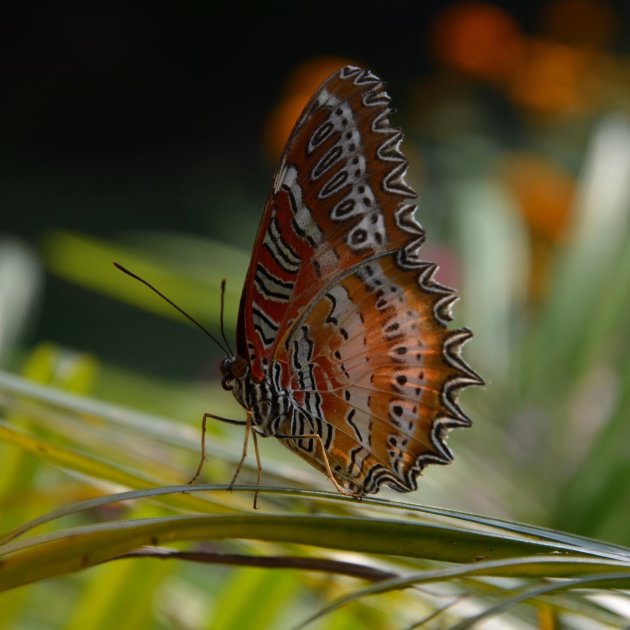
[
  {"x1": 0, "y1": 423, "x2": 228, "y2": 515},
  {"x1": 0, "y1": 484, "x2": 238, "y2": 545},
  {"x1": 42, "y1": 230, "x2": 247, "y2": 333},
  {"x1": 0, "y1": 514, "x2": 607, "y2": 591},
  {"x1": 450, "y1": 571, "x2": 630, "y2": 630},
  {"x1": 356, "y1": 496, "x2": 630, "y2": 561},
  {"x1": 5, "y1": 483, "x2": 630, "y2": 563},
  {"x1": 297, "y1": 557, "x2": 630, "y2": 628},
  {"x1": 0, "y1": 370, "x2": 203, "y2": 449},
  {"x1": 0, "y1": 369, "x2": 323, "y2": 493}
]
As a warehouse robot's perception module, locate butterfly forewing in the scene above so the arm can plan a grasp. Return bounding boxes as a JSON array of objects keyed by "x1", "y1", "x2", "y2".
[
  {"x1": 233, "y1": 65, "x2": 482, "y2": 495},
  {"x1": 238, "y1": 66, "x2": 420, "y2": 375}
]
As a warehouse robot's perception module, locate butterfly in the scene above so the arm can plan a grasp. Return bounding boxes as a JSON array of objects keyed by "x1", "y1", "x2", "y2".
[{"x1": 216, "y1": 65, "x2": 483, "y2": 497}]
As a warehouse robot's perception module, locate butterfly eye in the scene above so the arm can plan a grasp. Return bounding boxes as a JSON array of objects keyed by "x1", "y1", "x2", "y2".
[{"x1": 231, "y1": 357, "x2": 249, "y2": 379}]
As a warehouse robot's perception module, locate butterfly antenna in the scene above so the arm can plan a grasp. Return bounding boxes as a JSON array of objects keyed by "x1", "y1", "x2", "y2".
[
  {"x1": 113, "y1": 262, "x2": 230, "y2": 356},
  {"x1": 219, "y1": 279, "x2": 234, "y2": 357}
]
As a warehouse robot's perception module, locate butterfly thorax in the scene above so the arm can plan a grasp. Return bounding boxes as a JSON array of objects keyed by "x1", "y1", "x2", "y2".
[{"x1": 220, "y1": 356, "x2": 291, "y2": 436}]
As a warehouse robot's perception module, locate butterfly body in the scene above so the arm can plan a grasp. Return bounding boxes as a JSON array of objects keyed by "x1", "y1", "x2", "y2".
[{"x1": 222, "y1": 65, "x2": 482, "y2": 496}]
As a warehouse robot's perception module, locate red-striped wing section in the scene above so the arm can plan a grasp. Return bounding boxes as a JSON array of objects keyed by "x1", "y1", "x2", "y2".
[{"x1": 236, "y1": 66, "x2": 423, "y2": 380}]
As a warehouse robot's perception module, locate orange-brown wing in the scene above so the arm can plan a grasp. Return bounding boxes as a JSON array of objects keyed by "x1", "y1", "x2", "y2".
[
  {"x1": 277, "y1": 255, "x2": 481, "y2": 494},
  {"x1": 236, "y1": 64, "x2": 481, "y2": 493},
  {"x1": 236, "y1": 66, "x2": 420, "y2": 381}
]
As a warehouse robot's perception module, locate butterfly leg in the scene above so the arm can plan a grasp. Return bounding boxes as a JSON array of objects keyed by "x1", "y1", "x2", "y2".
[
  {"x1": 251, "y1": 429, "x2": 263, "y2": 509},
  {"x1": 276, "y1": 433, "x2": 362, "y2": 499},
  {"x1": 228, "y1": 410, "x2": 254, "y2": 489},
  {"x1": 188, "y1": 412, "x2": 248, "y2": 485},
  {"x1": 230, "y1": 414, "x2": 264, "y2": 508}
]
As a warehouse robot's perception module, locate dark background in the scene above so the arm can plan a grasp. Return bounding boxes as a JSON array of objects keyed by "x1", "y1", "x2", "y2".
[{"x1": 3, "y1": 1, "x2": 555, "y2": 240}]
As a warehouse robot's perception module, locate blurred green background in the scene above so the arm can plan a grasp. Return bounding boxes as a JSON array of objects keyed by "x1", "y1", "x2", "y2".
[{"x1": 3, "y1": 0, "x2": 630, "y2": 627}]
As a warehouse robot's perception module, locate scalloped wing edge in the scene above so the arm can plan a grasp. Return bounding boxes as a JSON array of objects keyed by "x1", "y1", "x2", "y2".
[
  {"x1": 391, "y1": 327, "x2": 483, "y2": 493},
  {"x1": 335, "y1": 65, "x2": 483, "y2": 494}
]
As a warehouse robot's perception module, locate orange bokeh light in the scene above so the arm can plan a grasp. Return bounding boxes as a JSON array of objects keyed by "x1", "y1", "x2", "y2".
[
  {"x1": 501, "y1": 153, "x2": 576, "y2": 301},
  {"x1": 431, "y1": 1, "x2": 525, "y2": 83},
  {"x1": 509, "y1": 40, "x2": 604, "y2": 116},
  {"x1": 502, "y1": 153, "x2": 574, "y2": 241}
]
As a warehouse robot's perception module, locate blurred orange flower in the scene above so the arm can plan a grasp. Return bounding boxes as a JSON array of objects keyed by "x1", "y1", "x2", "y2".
[
  {"x1": 431, "y1": 1, "x2": 525, "y2": 83},
  {"x1": 501, "y1": 153, "x2": 575, "y2": 300},
  {"x1": 502, "y1": 153, "x2": 574, "y2": 241},
  {"x1": 509, "y1": 40, "x2": 605, "y2": 116}
]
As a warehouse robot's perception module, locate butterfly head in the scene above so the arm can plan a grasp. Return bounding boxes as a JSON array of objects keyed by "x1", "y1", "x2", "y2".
[{"x1": 220, "y1": 356, "x2": 249, "y2": 391}]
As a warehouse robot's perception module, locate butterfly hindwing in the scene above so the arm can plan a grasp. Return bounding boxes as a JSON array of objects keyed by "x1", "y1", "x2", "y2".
[{"x1": 280, "y1": 256, "x2": 480, "y2": 493}]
